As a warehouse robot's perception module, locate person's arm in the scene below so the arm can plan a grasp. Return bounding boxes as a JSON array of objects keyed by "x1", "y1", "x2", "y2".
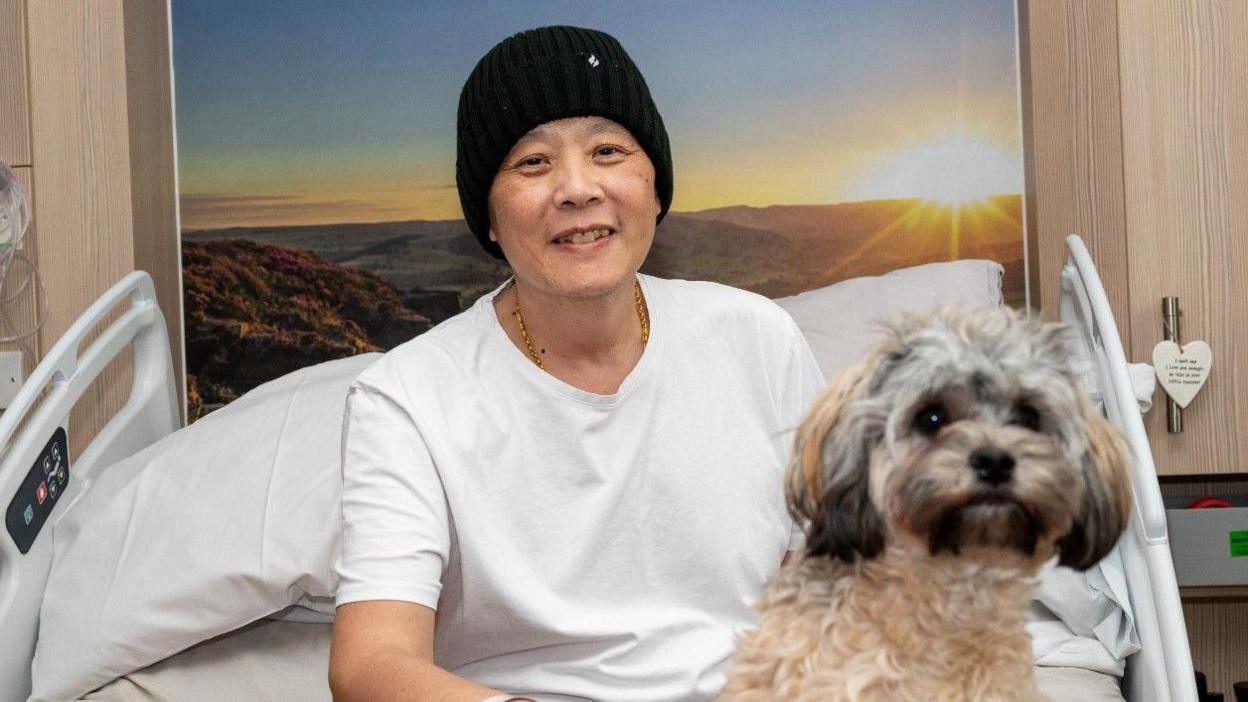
[
  {"x1": 329, "y1": 600, "x2": 502, "y2": 702},
  {"x1": 334, "y1": 378, "x2": 530, "y2": 702}
]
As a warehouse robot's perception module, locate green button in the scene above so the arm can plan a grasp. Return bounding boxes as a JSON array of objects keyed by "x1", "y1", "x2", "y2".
[{"x1": 1230, "y1": 530, "x2": 1248, "y2": 558}]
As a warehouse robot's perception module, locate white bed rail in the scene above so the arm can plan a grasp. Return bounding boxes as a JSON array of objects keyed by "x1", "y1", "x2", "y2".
[
  {"x1": 0, "y1": 271, "x2": 181, "y2": 702},
  {"x1": 1059, "y1": 235, "x2": 1197, "y2": 702}
]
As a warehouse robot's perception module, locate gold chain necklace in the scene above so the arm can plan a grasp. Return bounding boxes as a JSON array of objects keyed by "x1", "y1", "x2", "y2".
[{"x1": 512, "y1": 281, "x2": 649, "y2": 371}]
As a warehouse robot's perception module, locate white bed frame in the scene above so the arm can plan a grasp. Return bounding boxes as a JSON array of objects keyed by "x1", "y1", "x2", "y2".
[
  {"x1": 0, "y1": 272, "x2": 180, "y2": 701},
  {"x1": 1060, "y1": 235, "x2": 1197, "y2": 702},
  {"x1": 0, "y1": 240, "x2": 1198, "y2": 701}
]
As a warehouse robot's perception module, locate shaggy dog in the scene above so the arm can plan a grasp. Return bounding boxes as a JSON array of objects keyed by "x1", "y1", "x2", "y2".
[{"x1": 720, "y1": 306, "x2": 1132, "y2": 702}]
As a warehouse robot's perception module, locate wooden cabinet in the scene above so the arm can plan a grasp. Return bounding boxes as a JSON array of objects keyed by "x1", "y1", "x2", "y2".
[
  {"x1": 1023, "y1": 0, "x2": 1248, "y2": 478},
  {"x1": 1117, "y1": 1, "x2": 1248, "y2": 478}
]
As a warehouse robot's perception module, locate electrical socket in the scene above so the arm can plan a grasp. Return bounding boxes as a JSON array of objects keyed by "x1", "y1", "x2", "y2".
[{"x1": 0, "y1": 351, "x2": 23, "y2": 409}]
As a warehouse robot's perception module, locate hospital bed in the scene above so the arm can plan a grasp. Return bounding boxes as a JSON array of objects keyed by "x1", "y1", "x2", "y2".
[{"x1": 0, "y1": 235, "x2": 1197, "y2": 701}]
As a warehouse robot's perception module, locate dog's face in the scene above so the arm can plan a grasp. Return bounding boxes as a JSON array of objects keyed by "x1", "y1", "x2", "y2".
[{"x1": 787, "y1": 306, "x2": 1132, "y2": 570}]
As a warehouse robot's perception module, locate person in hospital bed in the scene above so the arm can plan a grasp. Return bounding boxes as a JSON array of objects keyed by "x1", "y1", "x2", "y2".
[{"x1": 329, "y1": 25, "x2": 824, "y2": 702}]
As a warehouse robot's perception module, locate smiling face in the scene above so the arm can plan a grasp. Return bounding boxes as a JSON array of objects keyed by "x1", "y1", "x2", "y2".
[{"x1": 487, "y1": 116, "x2": 661, "y2": 301}]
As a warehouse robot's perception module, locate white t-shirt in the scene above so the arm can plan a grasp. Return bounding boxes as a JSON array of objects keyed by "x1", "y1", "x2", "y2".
[{"x1": 336, "y1": 274, "x2": 825, "y2": 701}]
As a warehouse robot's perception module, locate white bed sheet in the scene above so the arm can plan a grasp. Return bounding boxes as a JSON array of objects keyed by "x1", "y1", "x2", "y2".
[
  {"x1": 80, "y1": 620, "x2": 332, "y2": 702},
  {"x1": 79, "y1": 619, "x2": 1125, "y2": 702}
]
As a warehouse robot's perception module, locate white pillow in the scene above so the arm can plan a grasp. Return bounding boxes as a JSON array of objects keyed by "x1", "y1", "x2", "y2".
[
  {"x1": 30, "y1": 353, "x2": 380, "y2": 702},
  {"x1": 773, "y1": 259, "x2": 1004, "y2": 379}
]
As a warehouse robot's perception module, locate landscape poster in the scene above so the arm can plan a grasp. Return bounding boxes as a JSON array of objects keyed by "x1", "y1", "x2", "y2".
[{"x1": 173, "y1": 0, "x2": 1026, "y2": 419}]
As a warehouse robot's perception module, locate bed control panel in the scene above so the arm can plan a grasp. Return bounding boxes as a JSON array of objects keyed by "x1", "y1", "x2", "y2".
[{"x1": 5, "y1": 427, "x2": 69, "y2": 554}]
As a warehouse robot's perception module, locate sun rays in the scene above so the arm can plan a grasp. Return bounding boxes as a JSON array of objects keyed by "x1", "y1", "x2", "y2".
[{"x1": 822, "y1": 196, "x2": 1020, "y2": 285}]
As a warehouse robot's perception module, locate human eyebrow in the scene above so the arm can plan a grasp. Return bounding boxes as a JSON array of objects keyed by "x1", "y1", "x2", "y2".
[
  {"x1": 509, "y1": 132, "x2": 554, "y2": 153},
  {"x1": 583, "y1": 123, "x2": 636, "y2": 142}
]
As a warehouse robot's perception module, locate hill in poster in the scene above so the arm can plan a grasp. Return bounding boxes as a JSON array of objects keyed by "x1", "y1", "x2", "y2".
[
  {"x1": 183, "y1": 196, "x2": 1023, "y2": 416},
  {"x1": 185, "y1": 195, "x2": 1023, "y2": 302}
]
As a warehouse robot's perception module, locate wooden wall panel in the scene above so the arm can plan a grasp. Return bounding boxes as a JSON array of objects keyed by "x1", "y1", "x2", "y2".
[
  {"x1": 26, "y1": 1, "x2": 137, "y2": 457},
  {"x1": 1118, "y1": 1, "x2": 1248, "y2": 476},
  {"x1": 0, "y1": 0, "x2": 30, "y2": 166},
  {"x1": 0, "y1": 166, "x2": 40, "y2": 378},
  {"x1": 1181, "y1": 597, "x2": 1248, "y2": 698},
  {"x1": 123, "y1": 0, "x2": 184, "y2": 421},
  {"x1": 1017, "y1": 0, "x2": 1130, "y2": 330}
]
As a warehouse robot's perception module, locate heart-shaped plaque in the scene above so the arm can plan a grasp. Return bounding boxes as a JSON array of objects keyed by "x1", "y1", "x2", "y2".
[{"x1": 1152, "y1": 340, "x2": 1212, "y2": 409}]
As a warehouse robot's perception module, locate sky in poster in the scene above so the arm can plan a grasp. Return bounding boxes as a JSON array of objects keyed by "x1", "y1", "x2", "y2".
[{"x1": 173, "y1": 0, "x2": 1022, "y2": 229}]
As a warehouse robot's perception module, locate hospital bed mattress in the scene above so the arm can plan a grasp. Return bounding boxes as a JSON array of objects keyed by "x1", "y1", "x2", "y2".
[{"x1": 78, "y1": 618, "x2": 1127, "y2": 702}]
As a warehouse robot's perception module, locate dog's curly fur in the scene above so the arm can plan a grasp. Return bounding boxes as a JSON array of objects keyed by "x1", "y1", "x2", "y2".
[{"x1": 720, "y1": 306, "x2": 1132, "y2": 702}]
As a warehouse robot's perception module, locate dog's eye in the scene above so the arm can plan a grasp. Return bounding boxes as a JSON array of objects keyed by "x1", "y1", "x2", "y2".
[
  {"x1": 1010, "y1": 403, "x2": 1042, "y2": 431},
  {"x1": 913, "y1": 402, "x2": 950, "y2": 436}
]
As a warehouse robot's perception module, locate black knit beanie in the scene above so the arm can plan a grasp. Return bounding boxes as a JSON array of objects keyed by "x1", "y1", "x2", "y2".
[{"x1": 456, "y1": 26, "x2": 673, "y2": 260}]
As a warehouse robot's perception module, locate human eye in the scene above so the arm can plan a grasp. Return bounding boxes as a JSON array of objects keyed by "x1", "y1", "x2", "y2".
[
  {"x1": 594, "y1": 144, "x2": 629, "y2": 161},
  {"x1": 510, "y1": 153, "x2": 549, "y2": 172}
]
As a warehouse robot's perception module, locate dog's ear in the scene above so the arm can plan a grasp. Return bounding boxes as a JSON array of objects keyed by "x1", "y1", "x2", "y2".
[
  {"x1": 786, "y1": 352, "x2": 887, "y2": 563},
  {"x1": 1057, "y1": 404, "x2": 1133, "y2": 570}
]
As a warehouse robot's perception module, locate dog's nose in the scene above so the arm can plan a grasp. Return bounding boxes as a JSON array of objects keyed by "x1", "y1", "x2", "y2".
[{"x1": 969, "y1": 448, "x2": 1015, "y2": 486}]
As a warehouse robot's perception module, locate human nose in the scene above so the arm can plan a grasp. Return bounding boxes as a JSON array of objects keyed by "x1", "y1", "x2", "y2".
[{"x1": 552, "y1": 157, "x2": 604, "y2": 209}]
